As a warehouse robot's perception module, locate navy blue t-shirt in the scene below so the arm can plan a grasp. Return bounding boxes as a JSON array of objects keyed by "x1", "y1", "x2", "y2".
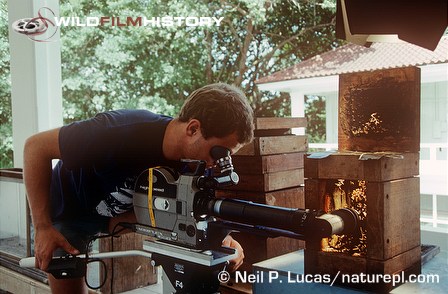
[{"x1": 51, "y1": 109, "x2": 173, "y2": 219}]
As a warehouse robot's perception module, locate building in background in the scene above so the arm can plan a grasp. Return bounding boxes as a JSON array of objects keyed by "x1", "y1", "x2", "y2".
[{"x1": 256, "y1": 36, "x2": 448, "y2": 250}]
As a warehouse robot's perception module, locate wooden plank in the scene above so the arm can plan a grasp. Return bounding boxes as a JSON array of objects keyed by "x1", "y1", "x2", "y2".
[
  {"x1": 217, "y1": 186, "x2": 305, "y2": 208},
  {"x1": 338, "y1": 67, "x2": 420, "y2": 153},
  {"x1": 254, "y1": 117, "x2": 307, "y2": 130},
  {"x1": 236, "y1": 135, "x2": 308, "y2": 156},
  {"x1": 364, "y1": 153, "x2": 419, "y2": 181},
  {"x1": 224, "y1": 169, "x2": 304, "y2": 192},
  {"x1": 367, "y1": 178, "x2": 421, "y2": 260},
  {"x1": 367, "y1": 246, "x2": 421, "y2": 276},
  {"x1": 304, "y1": 152, "x2": 419, "y2": 181},
  {"x1": 254, "y1": 128, "x2": 291, "y2": 137},
  {"x1": 265, "y1": 185, "x2": 305, "y2": 208},
  {"x1": 100, "y1": 233, "x2": 157, "y2": 293},
  {"x1": 312, "y1": 250, "x2": 367, "y2": 276},
  {"x1": 232, "y1": 153, "x2": 304, "y2": 174},
  {"x1": 251, "y1": 117, "x2": 307, "y2": 137}
]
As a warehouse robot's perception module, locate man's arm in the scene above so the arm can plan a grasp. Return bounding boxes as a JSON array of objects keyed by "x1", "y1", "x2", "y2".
[
  {"x1": 222, "y1": 235, "x2": 244, "y2": 271},
  {"x1": 23, "y1": 128, "x2": 79, "y2": 270}
]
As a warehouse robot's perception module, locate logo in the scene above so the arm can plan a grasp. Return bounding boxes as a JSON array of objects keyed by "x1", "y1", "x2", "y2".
[
  {"x1": 154, "y1": 197, "x2": 170, "y2": 211},
  {"x1": 12, "y1": 7, "x2": 59, "y2": 42},
  {"x1": 12, "y1": 6, "x2": 224, "y2": 43},
  {"x1": 218, "y1": 271, "x2": 231, "y2": 283}
]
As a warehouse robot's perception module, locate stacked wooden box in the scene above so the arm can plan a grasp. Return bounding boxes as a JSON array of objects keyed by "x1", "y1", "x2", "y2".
[
  {"x1": 304, "y1": 67, "x2": 421, "y2": 292},
  {"x1": 218, "y1": 117, "x2": 308, "y2": 271},
  {"x1": 100, "y1": 234, "x2": 157, "y2": 293}
]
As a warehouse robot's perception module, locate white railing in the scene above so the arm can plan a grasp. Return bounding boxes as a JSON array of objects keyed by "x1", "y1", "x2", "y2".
[
  {"x1": 0, "y1": 169, "x2": 29, "y2": 258},
  {"x1": 420, "y1": 143, "x2": 448, "y2": 229}
]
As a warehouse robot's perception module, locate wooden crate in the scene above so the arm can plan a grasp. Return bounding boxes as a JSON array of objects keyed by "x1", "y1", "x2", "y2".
[
  {"x1": 235, "y1": 135, "x2": 307, "y2": 156},
  {"x1": 231, "y1": 117, "x2": 307, "y2": 191},
  {"x1": 218, "y1": 117, "x2": 307, "y2": 271},
  {"x1": 304, "y1": 152, "x2": 419, "y2": 181},
  {"x1": 304, "y1": 151, "x2": 421, "y2": 292},
  {"x1": 253, "y1": 117, "x2": 307, "y2": 130},
  {"x1": 305, "y1": 177, "x2": 421, "y2": 260},
  {"x1": 225, "y1": 168, "x2": 304, "y2": 192},
  {"x1": 227, "y1": 153, "x2": 305, "y2": 192},
  {"x1": 252, "y1": 117, "x2": 307, "y2": 136},
  {"x1": 232, "y1": 152, "x2": 304, "y2": 174},
  {"x1": 100, "y1": 233, "x2": 157, "y2": 293},
  {"x1": 338, "y1": 67, "x2": 420, "y2": 153}
]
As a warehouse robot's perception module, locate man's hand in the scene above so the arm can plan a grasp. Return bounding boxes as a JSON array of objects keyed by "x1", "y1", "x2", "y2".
[
  {"x1": 23, "y1": 128, "x2": 78, "y2": 271},
  {"x1": 33, "y1": 225, "x2": 79, "y2": 271},
  {"x1": 222, "y1": 235, "x2": 244, "y2": 272}
]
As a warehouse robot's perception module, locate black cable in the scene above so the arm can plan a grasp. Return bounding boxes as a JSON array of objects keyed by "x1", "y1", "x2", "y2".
[
  {"x1": 82, "y1": 222, "x2": 135, "y2": 292},
  {"x1": 84, "y1": 258, "x2": 107, "y2": 290}
]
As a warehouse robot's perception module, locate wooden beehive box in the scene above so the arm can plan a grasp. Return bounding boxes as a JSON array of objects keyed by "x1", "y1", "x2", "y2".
[
  {"x1": 218, "y1": 117, "x2": 308, "y2": 271},
  {"x1": 302, "y1": 67, "x2": 422, "y2": 292},
  {"x1": 338, "y1": 67, "x2": 420, "y2": 152},
  {"x1": 304, "y1": 152, "x2": 421, "y2": 292},
  {"x1": 228, "y1": 153, "x2": 305, "y2": 192},
  {"x1": 230, "y1": 117, "x2": 307, "y2": 192}
]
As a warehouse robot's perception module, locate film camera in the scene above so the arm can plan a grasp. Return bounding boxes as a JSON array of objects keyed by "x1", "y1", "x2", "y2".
[{"x1": 21, "y1": 146, "x2": 359, "y2": 294}]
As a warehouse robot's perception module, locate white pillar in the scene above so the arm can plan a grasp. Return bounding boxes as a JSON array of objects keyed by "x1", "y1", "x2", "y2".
[
  {"x1": 324, "y1": 92, "x2": 339, "y2": 144},
  {"x1": 7, "y1": 0, "x2": 62, "y2": 168},
  {"x1": 290, "y1": 91, "x2": 305, "y2": 135}
]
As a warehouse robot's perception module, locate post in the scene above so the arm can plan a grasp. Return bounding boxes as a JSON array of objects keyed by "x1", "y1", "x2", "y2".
[{"x1": 7, "y1": 0, "x2": 63, "y2": 168}]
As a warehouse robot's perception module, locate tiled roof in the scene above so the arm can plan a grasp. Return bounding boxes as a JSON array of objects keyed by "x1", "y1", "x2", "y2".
[{"x1": 256, "y1": 36, "x2": 448, "y2": 84}]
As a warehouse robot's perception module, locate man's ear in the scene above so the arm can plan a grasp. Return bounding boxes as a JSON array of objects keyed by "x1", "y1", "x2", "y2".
[{"x1": 186, "y1": 119, "x2": 201, "y2": 137}]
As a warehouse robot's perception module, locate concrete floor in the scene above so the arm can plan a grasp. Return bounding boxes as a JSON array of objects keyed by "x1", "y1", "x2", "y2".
[{"x1": 392, "y1": 250, "x2": 447, "y2": 294}]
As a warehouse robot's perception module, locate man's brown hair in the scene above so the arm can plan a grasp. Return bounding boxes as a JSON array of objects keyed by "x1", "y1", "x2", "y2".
[{"x1": 178, "y1": 83, "x2": 254, "y2": 144}]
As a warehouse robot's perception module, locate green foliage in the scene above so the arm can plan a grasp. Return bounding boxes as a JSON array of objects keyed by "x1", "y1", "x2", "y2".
[
  {"x1": 0, "y1": 0, "x2": 12, "y2": 168},
  {"x1": 60, "y1": 0, "x2": 213, "y2": 122},
  {"x1": 201, "y1": 0, "x2": 340, "y2": 116},
  {"x1": 1, "y1": 0, "x2": 336, "y2": 167},
  {"x1": 60, "y1": 0, "x2": 339, "y2": 121}
]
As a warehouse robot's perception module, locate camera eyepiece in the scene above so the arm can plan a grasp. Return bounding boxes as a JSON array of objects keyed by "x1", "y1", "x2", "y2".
[{"x1": 210, "y1": 146, "x2": 234, "y2": 174}]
